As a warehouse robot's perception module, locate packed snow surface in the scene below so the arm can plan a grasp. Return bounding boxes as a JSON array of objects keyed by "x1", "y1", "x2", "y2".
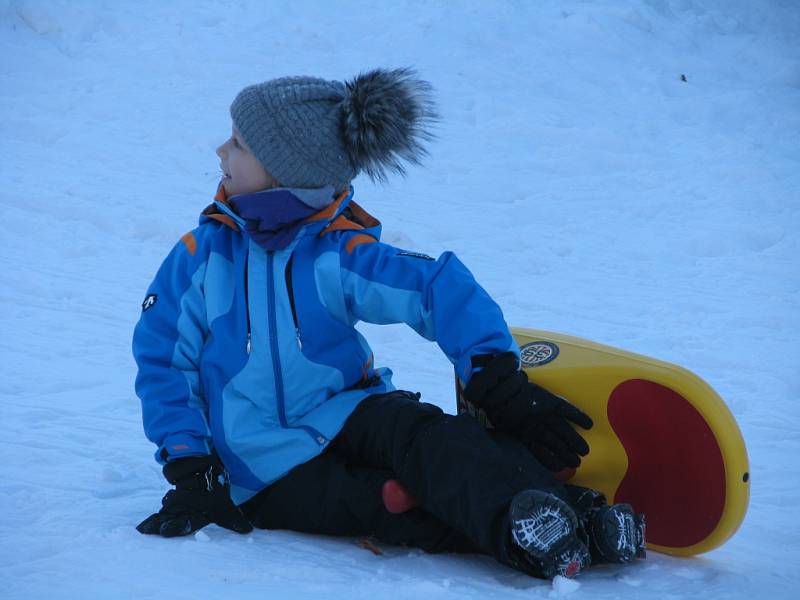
[{"x1": 1, "y1": 1, "x2": 798, "y2": 598}]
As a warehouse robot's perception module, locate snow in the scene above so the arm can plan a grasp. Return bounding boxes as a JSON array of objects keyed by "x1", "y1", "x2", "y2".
[
  {"x1": 551, "y1": 575, "x2": 581, "y2": 596},
  {"x1": 1, "y1": 0, "x2": 798, "y2": 598}
]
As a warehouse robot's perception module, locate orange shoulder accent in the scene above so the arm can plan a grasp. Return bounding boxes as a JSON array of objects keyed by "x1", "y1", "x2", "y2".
[
  {"x1": 181, "y1": 232, "x2": 197, "y2": 256},
  {"x1": 346, "y1": 234, "x2": 377, "y2": 255}
]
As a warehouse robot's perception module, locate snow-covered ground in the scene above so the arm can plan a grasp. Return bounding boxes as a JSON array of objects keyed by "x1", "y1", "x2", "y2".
[{"x1": 1, "y1": 0, "x2": 798, "y2": 597}]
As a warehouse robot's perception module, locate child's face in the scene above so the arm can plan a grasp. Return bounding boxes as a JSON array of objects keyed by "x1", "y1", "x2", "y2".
[{"x1": 216, "y1": 125, "x2": 278, "y2": 196}]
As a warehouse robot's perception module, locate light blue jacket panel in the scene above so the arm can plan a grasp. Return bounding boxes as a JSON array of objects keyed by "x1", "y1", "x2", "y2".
[{"x1": 133, "y1": 189, "x2": 518, "y2": 504}]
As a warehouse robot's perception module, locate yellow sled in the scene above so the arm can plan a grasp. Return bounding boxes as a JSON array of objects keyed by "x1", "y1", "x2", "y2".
[{"x1": 456, "y1": 328, "x2": 749, "y2": 557}]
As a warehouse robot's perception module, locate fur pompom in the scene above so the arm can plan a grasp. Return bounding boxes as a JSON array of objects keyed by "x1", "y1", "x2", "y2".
[{"x1": 341, "y1": 68, "x2": 438, "y2": 182}]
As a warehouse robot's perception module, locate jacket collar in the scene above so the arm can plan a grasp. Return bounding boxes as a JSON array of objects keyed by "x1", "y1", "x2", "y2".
[{"x1": 200, "y1": 183, "x2": 382, "y2": 245}]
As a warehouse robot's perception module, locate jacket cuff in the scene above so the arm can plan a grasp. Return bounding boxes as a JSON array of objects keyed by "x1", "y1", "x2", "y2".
[
  {"x1": 456, "y1": 347, "x2": 522, "y2": 385},
  {"x1": 156, "y1": 433, "x2": 210, "y2": 464},
  {"x1": 456, "y1": 353, "x2": 493, "y2": 385}
]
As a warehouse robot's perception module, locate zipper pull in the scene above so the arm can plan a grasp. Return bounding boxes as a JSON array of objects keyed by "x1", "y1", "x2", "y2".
[
  {"x1": 246, "y1": 332, "x2": 252, "y2": 354},
  {"x1": 295, "y1": 328, "x2": 302, "y2": 350}
]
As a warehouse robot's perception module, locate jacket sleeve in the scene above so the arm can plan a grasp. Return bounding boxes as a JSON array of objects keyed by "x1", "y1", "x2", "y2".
[
  {"x1": 338, "y1": 237, "x2": 520, "y2": 384},
  {"x1": 132, "y1": 232, "x2": 211, "y2": 464}
]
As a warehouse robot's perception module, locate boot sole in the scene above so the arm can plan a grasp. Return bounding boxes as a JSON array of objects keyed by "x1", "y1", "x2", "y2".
[
  {"x1": 510, "y1": 490, "x2": 591, "y2": 578},
  {"x1": 590, "y1": 503, "x2": 647, "y2": 563}
]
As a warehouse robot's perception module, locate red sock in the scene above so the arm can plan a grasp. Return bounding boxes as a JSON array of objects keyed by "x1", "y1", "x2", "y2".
[{"x1": 382, "y1": 479, "x2": 419, "y2": 514}]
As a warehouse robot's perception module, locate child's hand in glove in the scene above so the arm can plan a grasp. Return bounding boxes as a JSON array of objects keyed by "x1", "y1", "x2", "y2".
[
  {"x1": 463, "y1": 352, "x2": 593, "y2": 471},
  {"x1": 137, "y1": 455, "x2": 253, "y2": 537}
]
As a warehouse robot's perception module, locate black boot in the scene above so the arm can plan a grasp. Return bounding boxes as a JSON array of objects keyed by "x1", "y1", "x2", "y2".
[
  {"x1": 508, "y1": 490, "x2": 591, "y2": 579},
  {"x1": 565, "y1": 486, "x2": 646, "y2": 564}
]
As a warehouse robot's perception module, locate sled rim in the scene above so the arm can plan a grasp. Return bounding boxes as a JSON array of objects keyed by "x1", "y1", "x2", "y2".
[{"x1": 511, "y1": 327, "x2": 750, "y2": 557}]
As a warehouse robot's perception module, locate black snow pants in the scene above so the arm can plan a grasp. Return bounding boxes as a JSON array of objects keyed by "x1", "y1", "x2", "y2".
[{"x1": 241, "y1": 390, "x2": 568, "y2": 569}]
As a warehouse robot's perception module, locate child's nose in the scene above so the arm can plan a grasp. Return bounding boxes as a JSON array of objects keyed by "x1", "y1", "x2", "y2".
[{"x1": 216, "y1": 143, "x2": 226, "y2": 158}]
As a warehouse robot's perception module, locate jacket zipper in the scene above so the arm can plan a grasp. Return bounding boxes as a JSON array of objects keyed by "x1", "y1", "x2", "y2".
[
  {"x1": 244, "y1": 251, "x2": 252, "y2": 354},
  {"x1": 285, "y1": 255, "x2": 301, "y2": 349},
  {"x1": 266, "y1": 251, "x2": 326, "y2": 446}
]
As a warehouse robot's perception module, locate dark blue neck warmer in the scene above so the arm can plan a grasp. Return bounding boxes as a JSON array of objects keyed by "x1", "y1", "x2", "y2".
[{"x1": 229, "y1": 188, "x2": 330, "y2": 251}]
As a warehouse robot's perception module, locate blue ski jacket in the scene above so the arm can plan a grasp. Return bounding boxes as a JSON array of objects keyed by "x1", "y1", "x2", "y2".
[{"x1": 133, "y1": 186, "x2": 519, "y2": 504}]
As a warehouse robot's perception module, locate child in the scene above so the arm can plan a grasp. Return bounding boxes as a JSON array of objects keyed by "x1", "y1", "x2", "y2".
[{"x1": 133, "y1": 68, "x2": 645, "y2": 579}]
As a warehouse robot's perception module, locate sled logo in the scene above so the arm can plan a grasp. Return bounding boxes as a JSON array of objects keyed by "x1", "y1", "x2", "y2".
[
  {"x1": 142, "y1": 294, "x2": 158, "y2": 312},
  {"x1": 519, "y1": 341, "x2": 559, "y2": 368}
]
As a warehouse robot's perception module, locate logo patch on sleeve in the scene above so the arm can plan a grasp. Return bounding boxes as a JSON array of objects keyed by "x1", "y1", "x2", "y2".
[
  {"x1": 142, "y1": 294, "x2": 158, "y2": 312},
  {"x1": 397, "y1": 251, "x2": 435, "y2": 261}
]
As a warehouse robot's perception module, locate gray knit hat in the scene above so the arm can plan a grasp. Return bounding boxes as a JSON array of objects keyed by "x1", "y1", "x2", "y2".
[{"x1": 230, "y1": 68, "x2": 437, "y2": 192}]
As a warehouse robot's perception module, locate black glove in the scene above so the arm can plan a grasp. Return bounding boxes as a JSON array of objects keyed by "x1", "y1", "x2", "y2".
[
  {"x1": 137, "y1": 455, "x2": 253, "y2": 537},
  {"x1": 463, "y1": 352, "x2": 593, "y2": 471}
]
